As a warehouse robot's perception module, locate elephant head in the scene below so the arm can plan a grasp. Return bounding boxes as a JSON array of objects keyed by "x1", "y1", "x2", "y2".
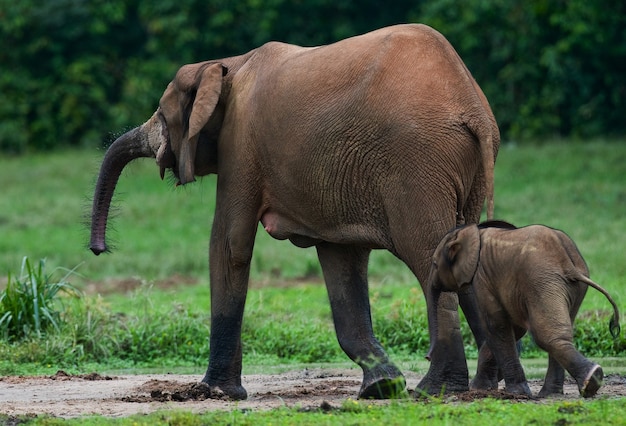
[
  {"x1": 157, "y1": 62, "x2": 228, "y2": 184},
  {"x1": 426, "y1": 224, "x2": 480, "y2": 359},
  {"x1": 430, "y1": 224, "x2": 481, "y2": 291},
  {"x1": 89, "y1": 61, "x2": 230, "y2": 255}
]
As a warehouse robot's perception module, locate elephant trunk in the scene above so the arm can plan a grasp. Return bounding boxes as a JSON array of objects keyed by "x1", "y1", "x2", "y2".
[
  {"x1": 90, "y1": 127, "x2": 155, "y2": 255},
  {"x1": 425, "y1": 286, "x2": 442, "y2": 361}
]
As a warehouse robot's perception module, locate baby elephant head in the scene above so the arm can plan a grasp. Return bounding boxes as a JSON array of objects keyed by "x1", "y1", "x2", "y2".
[
  {"x1": 429, "y1": 224, "x2": 481, "y2": 292},
  {"x1": 426, "y1": 225, "x2": 480, "y2": 359},
  {"x1": 425, "y1": 224, "x2": 480, "y2": 360}
]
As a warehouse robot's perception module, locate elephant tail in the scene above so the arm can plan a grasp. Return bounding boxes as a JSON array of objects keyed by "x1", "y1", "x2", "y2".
[
  {"x1": 578, "y1": 275, "x2": 621, "y2": 339},
  {"x1": 467, "y1": 117, "x2": 496, "y2": 221}
]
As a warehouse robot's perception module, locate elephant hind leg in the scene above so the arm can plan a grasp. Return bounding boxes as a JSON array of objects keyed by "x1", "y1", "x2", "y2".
[
  {"x1": 530, "y1": 310, "x2": 601, "y2": 397},
  {"x1": 416, "y1": 290, "x2": 470, "y2": 395},
  {"x1": 579, "y1": 364, "x2": 603, "y2": 398},
  {"x1": 316, "y1": 242, "x2": 406, "y2": 399},
  {"x1": 533, "y1": 335, "x2": 601, "y2": 397}
]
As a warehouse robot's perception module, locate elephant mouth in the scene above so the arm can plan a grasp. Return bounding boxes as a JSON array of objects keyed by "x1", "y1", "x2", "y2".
[{"x1": 154, "y1": 119, "x2": 176, "y2": 181}]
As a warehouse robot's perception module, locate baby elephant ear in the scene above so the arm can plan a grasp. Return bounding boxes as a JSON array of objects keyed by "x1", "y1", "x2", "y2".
[
  {"x1": 447, "y1": 224, "x2": 481, "y2": 287},
  {"x1": 178, "y1": 62, "x2": 224, "y2": 185}
]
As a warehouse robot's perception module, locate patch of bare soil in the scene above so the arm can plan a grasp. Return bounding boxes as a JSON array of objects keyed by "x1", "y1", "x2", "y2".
[
  {"x1": 80, "y1": 275, "x2": 323, "y2": 296},
  {"x1": 1, "y1": 369, "x2": 625, "y2": 419},
  {"x1": 82, "y1": 275, "x2": 200, "y2": 295}
]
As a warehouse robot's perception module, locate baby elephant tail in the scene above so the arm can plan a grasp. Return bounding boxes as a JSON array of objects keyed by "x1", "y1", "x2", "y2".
[{"x1": 579, "y1": 276, "x2": 621, "y2": 338}]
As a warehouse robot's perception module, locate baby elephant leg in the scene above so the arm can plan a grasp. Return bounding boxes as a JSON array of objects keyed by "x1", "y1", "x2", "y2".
[
  {"x1": 532, "y1": 322, "x2": 602, "y2": 398},
  {"x1": 580, "y1": 364, "x2": 603, "y2": 398},
  {"x1": 485, "y1": 318, "x2": 531, "y2": 396},
  {"x1": 538, "y1": 354, "x2": 566, "y2": 397},
  {"x1": 491, "y1": 341, "x2": 531, "y2": 396},
  {"x1": 554, "y1": 346, "x2": 603, "y2": 398},
  {"x1": 471, "y1": 343, "x2": 499, "y2": 391},
  {"x1": 472, "y1": 333, "x2": 525, "y2": 391}
]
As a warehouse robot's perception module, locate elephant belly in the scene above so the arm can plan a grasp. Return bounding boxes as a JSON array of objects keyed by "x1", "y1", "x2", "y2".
[
  {"x1": 259, "y1": 209, "x2": 387, "y2": 249},
  {"x1": 260, "y1": 210, "x2": 322, "y2": 247}
]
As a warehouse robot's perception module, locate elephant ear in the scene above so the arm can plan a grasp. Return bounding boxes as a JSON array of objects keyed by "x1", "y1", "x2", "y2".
[
  {"x1": 160, "y1": 62, "x2": 224, "y2": 185},
  {"x1": 446, "y1": 224, "x2": 481, "y2": 288}
]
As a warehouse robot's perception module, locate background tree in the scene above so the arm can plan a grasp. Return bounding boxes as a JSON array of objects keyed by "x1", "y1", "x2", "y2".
[
  {"x1": 1, "y1": 0, "x2": 624, "y2": 153},
  {"x1": 419, "y1": 0, "x2": 626, "y2": 141}
]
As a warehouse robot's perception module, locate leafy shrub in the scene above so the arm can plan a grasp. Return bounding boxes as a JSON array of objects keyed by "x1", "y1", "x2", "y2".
[
  {"x1": 2, "y1": 1, "x2": 625, "y2": 153},
  {"x1": 0, "y1": 257, "x2": 81, "y2": 341},
  {"x1": 374, "y1": 287, "x2": 431, "y2": 356},
  {"x1": 0, "y1": 277, "x2": 623, "y2": 373},
  {"x1": 243, "y1": 317, "x2": 342, "y2": 363},
  {"x1": 113, "y1": 305, "x2": 210, "y2": 364},
  {"x1": 574, "y1": 310, "x2": 626, "y2": 357}
]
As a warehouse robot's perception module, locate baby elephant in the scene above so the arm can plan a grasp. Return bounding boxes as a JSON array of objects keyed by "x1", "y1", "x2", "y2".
[{"x1": 427, "y1": 220, "x2": 621, "y2": 398}]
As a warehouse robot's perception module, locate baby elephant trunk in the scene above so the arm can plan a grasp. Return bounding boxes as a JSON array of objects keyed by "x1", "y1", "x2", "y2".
[
  {"x1": 425, "y1": 286, "x2": 442, "y2": 361},
  {"x1": 426, "y1": 286, "x2": 459, "y2": 361}
]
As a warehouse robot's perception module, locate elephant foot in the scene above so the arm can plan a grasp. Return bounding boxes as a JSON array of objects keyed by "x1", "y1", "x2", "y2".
[
  {"x1": 471, "y1": 344, "x2": 500, "y2": 391},
  {"x1": 470, "y1": 374, "x2": 498, "y2": 391},
  {"x1": 579, "y1": 364, "x2": 603, "y2": 398},
  {"x1": 504, "y1": 381, "x2": 532, "y2": 397},
  {"x1": 415, "y1": 365, "x2": 469, "y2": 396},
  {"x1": 538, "y1": 385, "x2": 564, "y2": 398},
  {"x1": 359, "y1": 363, "x2": 406, "y2": 399},
  {"x1": 181, "y1": 382, "x2": 246, "y2": 401},
  {"x1": 201, "y1": 378, "x2": 248, "y2": 400},
  {"x1": 209, "y1": 384, "x2": 248, "y2": 401},
  {"x1": 537, "y1": 380, "x2": 563, "y2": 398}
]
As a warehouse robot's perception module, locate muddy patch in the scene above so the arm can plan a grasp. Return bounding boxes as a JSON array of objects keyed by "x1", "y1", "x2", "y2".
[{"x1": 0, "y1": 370, "x2": 624, "y2": 418}]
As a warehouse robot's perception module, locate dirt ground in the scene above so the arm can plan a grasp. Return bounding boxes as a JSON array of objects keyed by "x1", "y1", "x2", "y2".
[{"x1": 1, "y1": 368, "x2": 626, "y2": 419}]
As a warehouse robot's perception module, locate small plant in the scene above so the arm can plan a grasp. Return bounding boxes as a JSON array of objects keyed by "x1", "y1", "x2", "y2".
[{"x1": 0, "y1": 257, "x2": 81, "y2": 341}]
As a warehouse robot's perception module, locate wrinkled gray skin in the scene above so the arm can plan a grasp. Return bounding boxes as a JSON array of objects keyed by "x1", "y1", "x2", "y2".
[
  {"x1": 427, "y1": 221, "x2": 621, "y2": 398},
  {"x1": 90, "y1": 24, "x2": 499, "y2": 400}
]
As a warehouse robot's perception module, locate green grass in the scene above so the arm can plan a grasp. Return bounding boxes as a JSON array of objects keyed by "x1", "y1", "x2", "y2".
[
  {"x1": 1, "y1": 142, "x2": 624, "y2": 299},
  {"x1": 1, "y1": 141, "x2": 625, "y2": 423},
  {"x1": 0, "y1": 257, "x2": 81, "y2": 340},
  {"x1": 4, "y1": 394, "x2": 626, "y2": 425},
  {"x1": 1, "y1": 142, "x2": 623, "y2": 316}
]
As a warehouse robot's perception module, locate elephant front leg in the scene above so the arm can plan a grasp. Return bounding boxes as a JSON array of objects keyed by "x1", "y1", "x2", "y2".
[
  {"x1": 201, "y1": 215, "x2": 256, "y2": 400},
  {"x1": 538, "y1": 354, "x2": 565, "y2": 397},
  {"x1": 417, "y1": 291, "x2": 470, "y2": 395},
  {"x1": 204, "y1": 304, "x2": 247, "y2": 400},
  {"x1": 316, "y1": 243, "x2": 406, "y2": 399},
  {"x1": 459, "y1": 286, "x2": 499, "y2": 391},
  {"x1": 486, "y1": 321, "x2": 531, "y2": 397},
  {"x1": 471, "y1": 343, "x2": 499, "y2": 391}
]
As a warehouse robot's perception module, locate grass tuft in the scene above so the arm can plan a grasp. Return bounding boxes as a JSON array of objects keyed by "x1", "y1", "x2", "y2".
[{"x1": 0, "y1": 257, "x2": 82, "y2": 341}]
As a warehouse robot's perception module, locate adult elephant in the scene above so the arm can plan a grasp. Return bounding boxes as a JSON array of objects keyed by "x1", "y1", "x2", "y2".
[{"x1": 90, "y1": 24, "x2": 499, "y2": 400}]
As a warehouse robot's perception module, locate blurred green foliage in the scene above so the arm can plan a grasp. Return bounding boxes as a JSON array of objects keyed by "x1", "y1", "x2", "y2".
[{"x1": 1, "y1": 0, "x2": 625, "y2": 153}]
